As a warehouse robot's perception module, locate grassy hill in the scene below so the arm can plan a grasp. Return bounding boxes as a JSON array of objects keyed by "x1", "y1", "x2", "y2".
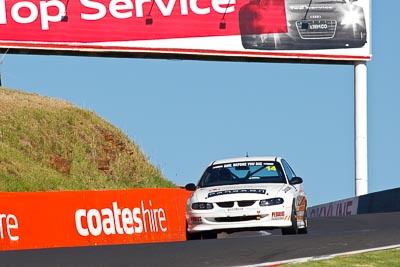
[{"x1": 0, "y1": 88, "x2": 175, "y2": 192}]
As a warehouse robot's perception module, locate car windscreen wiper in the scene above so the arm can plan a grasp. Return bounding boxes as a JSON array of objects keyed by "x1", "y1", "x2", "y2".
[{"x1": 244, "y1": 166, "x2": 266, "y2": 179}]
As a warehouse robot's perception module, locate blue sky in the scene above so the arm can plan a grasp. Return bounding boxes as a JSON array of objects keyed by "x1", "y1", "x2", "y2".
[{"x1": 1, "y1": 1, "x2": 398, "y2": 206}]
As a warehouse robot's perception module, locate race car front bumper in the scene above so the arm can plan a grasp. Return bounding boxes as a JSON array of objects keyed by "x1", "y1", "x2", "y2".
[{"x1": 186, "y1": 205, "x2": 292, "y2": 233}]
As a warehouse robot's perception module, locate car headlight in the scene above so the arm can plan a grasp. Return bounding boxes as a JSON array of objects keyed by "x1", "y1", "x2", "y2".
[
  {"x1": 259, "y1": 198, "x2": 284, "y2": 207},
  {"x1": 191, "y1": 202, "x2": 213, "y2": 210},
  {"x1": 341, "y1": 6, "x2": 364, "y2": 26}
]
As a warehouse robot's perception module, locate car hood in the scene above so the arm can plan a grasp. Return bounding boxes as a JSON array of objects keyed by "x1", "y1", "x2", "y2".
[{"x1": 192, "y1": 183, "x2": 288, "y2": 202}]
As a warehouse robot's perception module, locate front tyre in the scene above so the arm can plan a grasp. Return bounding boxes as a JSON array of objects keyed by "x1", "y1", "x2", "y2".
[
  {"x1": 298, "y1": 209, "x2": 308, "y2": 234},
  {"x1": 186, "y1": 232, "x2": 217, "y2": 240},
  {"x1": 186, "y1": 222, "x2": 201, "y2": 240},
  {"x1": 186, "y1": 231, "x2": 202, "y2": 240},
  {"x1": 201, "y1": 232, "x2": 218, "y2": 239},
  {"x1": 186, "y1": 223, "x2": 217, "y2": 240},
  {"x1": 281, "y1": 202, "x2": 298, "y2": 235}
]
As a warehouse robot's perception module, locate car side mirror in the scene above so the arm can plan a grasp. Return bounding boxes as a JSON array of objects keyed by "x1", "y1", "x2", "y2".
[
  {"x1": 185, "y1": 183, "x2": 197, "y2": 191},
  {"x1": 289, "y1": 177, "x2": 303, "y2": 185}
]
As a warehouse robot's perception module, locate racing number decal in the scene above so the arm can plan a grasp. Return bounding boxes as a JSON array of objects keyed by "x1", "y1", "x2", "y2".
[{"x1": 266, "y1": 166, "x2": 277, "y2": 171}]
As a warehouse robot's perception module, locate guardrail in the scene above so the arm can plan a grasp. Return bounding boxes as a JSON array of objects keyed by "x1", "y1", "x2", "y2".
[
  {"x1": 307, "y1": 187, "x2": 400, "y2": 218},
  {"x1": 0, "y1": 188, "x2": 192, "y2": 251}
]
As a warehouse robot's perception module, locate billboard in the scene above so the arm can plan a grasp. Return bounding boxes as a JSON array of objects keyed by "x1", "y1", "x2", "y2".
[
  {"x1": 0, "y1": 189, "x2": 192, "y2": 250},
  {"x1": 0, "y1": 0, "x2": 371, "y2": 61}
]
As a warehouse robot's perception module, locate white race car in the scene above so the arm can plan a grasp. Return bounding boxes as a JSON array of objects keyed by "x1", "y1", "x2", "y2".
[{"x1": 185, "y1": 156, "x2": 307, "y2": 239}]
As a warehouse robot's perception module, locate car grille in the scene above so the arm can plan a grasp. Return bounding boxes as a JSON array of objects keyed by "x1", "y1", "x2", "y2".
[
  {"x1": 216, "y1": 201, "x2": 256, "y2": 208},
  {"x1": 296, "y1": 20, "x2": 337, "y2": 39},
  {"x1": 217, "y1": 202, "x2": 234, "y2": 208},
  {"x1": 238, "y1": 200, "x2": 256, "y2": 207}
]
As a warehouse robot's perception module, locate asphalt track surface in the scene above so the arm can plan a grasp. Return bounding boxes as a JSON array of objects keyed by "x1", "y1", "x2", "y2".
[{"x1": 1, "y1": 212, "x2": 400, "y2": 267}]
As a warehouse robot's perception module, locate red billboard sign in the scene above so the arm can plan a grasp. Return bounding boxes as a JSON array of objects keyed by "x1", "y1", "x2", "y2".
[
  {"x1": 0, "y1": 188, "x2": 192, "y2": 250},
  {"x1": 0, "y1": 0, "x2": 371, "y2": 61}
]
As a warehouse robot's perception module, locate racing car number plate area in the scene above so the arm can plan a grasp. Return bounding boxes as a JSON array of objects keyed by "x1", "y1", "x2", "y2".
[
  {"x1": 227, "y1": 207, "x2": 244, "y2": 212},
  {"x1": 296, "y1": 20, "x2": 337, "y2": 39}
]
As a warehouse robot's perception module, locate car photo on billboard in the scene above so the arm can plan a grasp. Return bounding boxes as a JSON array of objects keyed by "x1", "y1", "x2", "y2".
[{"x1": 239, "y1": 0, "x2": 367, "y2": 50}]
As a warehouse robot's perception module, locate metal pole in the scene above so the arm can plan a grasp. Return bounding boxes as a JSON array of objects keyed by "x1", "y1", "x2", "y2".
[{"x1": 354, "y1": 61, "x2": 368, "y2": 196}]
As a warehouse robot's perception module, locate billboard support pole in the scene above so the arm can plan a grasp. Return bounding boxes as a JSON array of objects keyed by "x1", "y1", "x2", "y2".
[{"x1": 354, "y1": 61, "x2": 368, "y2": 196}]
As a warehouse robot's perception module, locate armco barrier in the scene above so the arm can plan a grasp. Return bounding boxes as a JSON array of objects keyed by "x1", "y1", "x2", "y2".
[
  {"x1": 0, "y1": 188, "x2": 192, "y2": 251},
  {"x1": 357, "y1": 187, "x2": 400, "y2": 214},
  {"x1": 308, "y1": 196, "x2": 359, "y2": 218},
  {"x1": 308, "y1": 187, "x2": 400, "y2": 218}
]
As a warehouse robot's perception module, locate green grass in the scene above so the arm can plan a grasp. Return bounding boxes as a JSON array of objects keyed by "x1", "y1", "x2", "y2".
[
  {"x1": 288, "y1": 249, "x2": 400, "y2": 266},
  {"x1": 0, "y1": 87, "x2": 176, "y2": 191}
]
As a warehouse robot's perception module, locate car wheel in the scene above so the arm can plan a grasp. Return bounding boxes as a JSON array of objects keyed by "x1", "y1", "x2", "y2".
[
  {"x1": 186, "y1": 222, "x2": 202, "y2": 240},
  {"x1": 186, "y1": 231, "x2": 202, "y2": 240},
  {"x1": 281, "y1": 202, "x2": 298, "y2": 235},
  {"x1": 201, "y1": 232, "x2": 218, "y2": 239},
  {"x1": 298, "y1": 209, "x2": 308, "y2": 234},
  {"x1": 186, "y1": 231, "x2": 217, "y2": 240}
]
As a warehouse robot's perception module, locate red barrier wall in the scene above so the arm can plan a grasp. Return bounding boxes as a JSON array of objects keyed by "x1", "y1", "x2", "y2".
[{"x1": 0, "y1": 188, "x2": 192, "y2": 250}]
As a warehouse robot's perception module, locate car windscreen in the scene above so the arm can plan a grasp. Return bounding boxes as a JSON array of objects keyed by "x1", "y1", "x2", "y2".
[{"x1": 198, "y1": 161, "x2": 286, "y2": 188}]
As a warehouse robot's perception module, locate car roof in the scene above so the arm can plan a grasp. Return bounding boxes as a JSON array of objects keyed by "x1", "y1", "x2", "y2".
[{"x1": 209, "y1": 156, "x2": 282, "y2": 166}]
